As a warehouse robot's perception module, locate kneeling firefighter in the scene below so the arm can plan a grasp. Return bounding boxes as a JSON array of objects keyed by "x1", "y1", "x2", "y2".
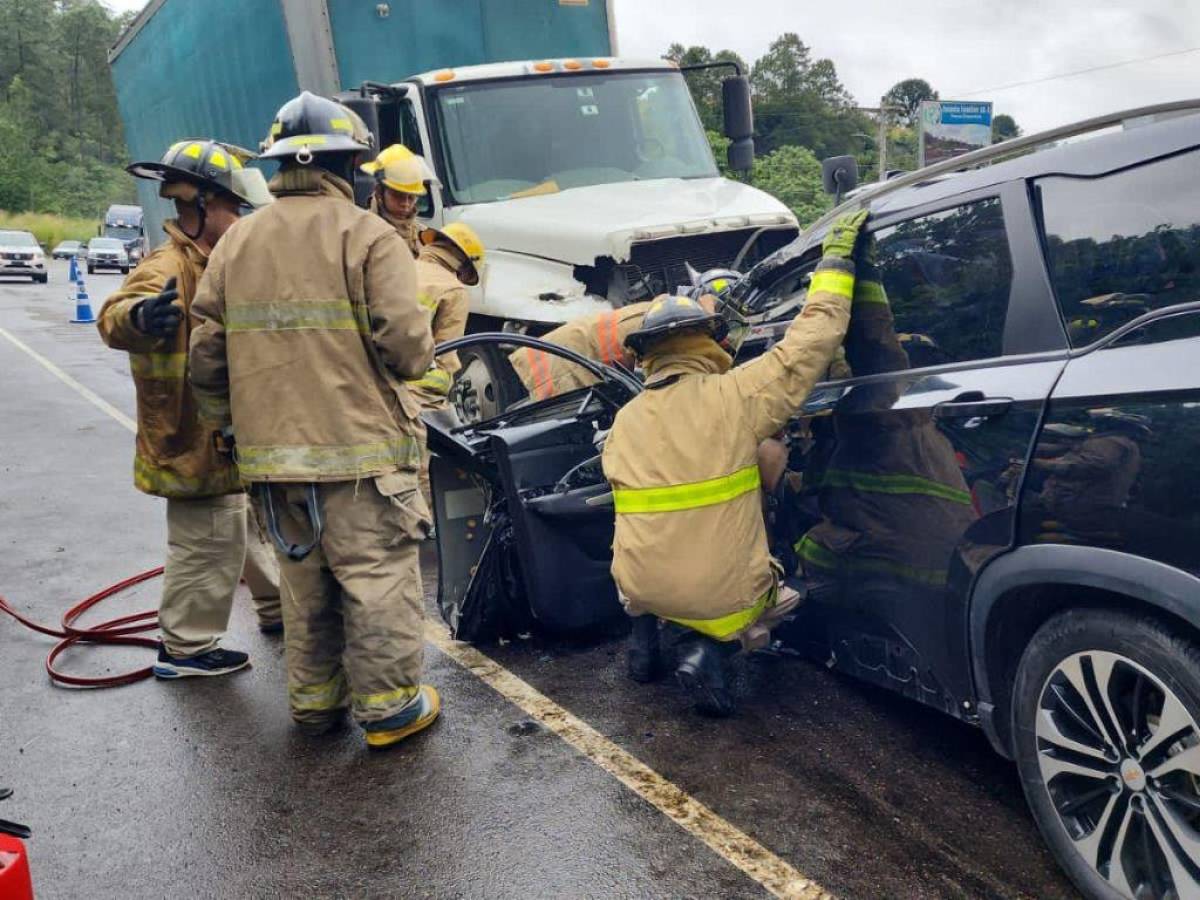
[
  {"x1": 188, "y1": 92, "x2": 439, "y2": 749},
  {"x1": 601, "y1": 211, "x2": 867, "y2": 716}
]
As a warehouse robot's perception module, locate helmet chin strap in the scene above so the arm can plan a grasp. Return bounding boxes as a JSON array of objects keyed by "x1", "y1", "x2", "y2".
[{"x1": 179, "y1": 193, "x2": 207, "y2": 241}]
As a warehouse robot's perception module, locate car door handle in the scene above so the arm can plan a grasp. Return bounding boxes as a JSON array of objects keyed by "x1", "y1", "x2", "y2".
[{"x1": 933, "y1": 392, "x2": 1013, "y2": 420}]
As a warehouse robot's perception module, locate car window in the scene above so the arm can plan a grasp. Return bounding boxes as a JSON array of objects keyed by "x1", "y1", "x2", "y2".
[
  {"x1": 870, "y1": 197, "x2": 1013, "y2": 368},
  {"x1": 0, "y1": 231, "x2": 37, "y2": 246},
  {"x1": 91, "y1": 239, "x2": 123, "y2": 249},
  {"x1": 1037, "y1": 150, "x2": 1200, "y2": 346}
]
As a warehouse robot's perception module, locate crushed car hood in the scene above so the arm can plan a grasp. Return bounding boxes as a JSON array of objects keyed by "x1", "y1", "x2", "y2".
[{"x1": 450, "y1": 177, "x2": 795, "y2": 265}]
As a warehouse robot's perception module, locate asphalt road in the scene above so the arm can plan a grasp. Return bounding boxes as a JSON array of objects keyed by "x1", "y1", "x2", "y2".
[{"x1": 0, "y1": 262, "x2": 1080, "y2": 899}]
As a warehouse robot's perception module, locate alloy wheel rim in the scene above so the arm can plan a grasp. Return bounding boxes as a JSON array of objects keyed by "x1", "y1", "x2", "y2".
[{"x1": 1036, "y1": 650, "x2": 1200, "y2": 899}]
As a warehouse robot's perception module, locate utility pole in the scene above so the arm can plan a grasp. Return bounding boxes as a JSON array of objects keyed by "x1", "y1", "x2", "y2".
[
  {"x1": 878, "y1": 103, "x2": 889, "y2": 181},
  {"x1": 855, "y1": 103, "x2": 901, "y2": 182}
]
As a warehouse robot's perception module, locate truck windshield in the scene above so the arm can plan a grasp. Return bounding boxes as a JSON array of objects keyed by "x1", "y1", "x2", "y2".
[
  {"x1": 104, "y1": 225, "x2": 140, "y2": 241},
  {"x1": 433, "y1": 70, "x2": 718, "y2": 204}
]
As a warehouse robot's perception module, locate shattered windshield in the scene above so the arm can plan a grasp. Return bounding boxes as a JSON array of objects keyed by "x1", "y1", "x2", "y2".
[{"x1": 433, "y1": 70, "x2": 718, "y2": 204}]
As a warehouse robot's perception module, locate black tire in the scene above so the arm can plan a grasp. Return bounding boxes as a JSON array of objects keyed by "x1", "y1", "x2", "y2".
[
  {"x1": 120, "y1": 267, "x2": 129, "y2": 274},
  {"x1": 1011, "y1": 607, "x2": 1200, "y2": 900},
  {"x1": 87, "y1": 264, "x2": 94, "y2": 274},
  {"x1": 35, "y1": 274, "x2": 47, "y2": 284}
]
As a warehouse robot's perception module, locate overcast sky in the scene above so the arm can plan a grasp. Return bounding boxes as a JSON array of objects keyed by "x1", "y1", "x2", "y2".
[{"x1": 104, "y1": 0, "x2": 1200, "y2": 133}]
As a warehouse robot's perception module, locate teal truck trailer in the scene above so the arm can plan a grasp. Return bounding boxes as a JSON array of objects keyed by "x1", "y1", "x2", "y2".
[
  {"x1": 109, "y1": 0, "x2": 796, "y2": 417},
  {"x1": 109, "y1": 0, "x2": 618, "y2": 243}
]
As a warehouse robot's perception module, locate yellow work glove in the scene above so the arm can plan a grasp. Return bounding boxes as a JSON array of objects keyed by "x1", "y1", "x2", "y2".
[{"x1": 821, "y1": 209, "x2": 869, "y2": 260}]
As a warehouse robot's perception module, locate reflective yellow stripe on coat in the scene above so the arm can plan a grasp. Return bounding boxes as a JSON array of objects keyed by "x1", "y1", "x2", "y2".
[
  {"x1": 612, "y1": 464, "x2": 761, "y2": 515},
  {"x1": 225, "y1": 298, "x2": 369, "y2": 334},
  {"x1": 236, "y1": 437, "x2": 422, "y2": 480},
  {"x1": 129, "y1": 352, "x2": 187, "y2": 380},
  {"x1": 407, "y1": 366, "x2": 452, "y2": 396},
  {"x1": 667, "y1": 585, "x2": 774, "y2": 640}
]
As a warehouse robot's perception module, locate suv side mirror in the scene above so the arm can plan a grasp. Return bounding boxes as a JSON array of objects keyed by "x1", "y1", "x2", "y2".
[
  {"x1": 822, "y1": 155, "x2": 859, "y2": 203},
  {"x1": 722, "y1": 75, "x2": 754, "y2": 173}
]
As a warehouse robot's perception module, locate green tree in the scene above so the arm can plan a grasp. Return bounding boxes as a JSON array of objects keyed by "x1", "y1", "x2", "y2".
[
  {"x1": 750, "y1": 144, "x2": 830, "y2": 226},
  {"x1": 666, "y1": 43, "x2": 748, "y2": 133},
  {"x1": 992, "y1": 113, "x2": 1021, "y2": 142},
  {"x1": 707, "y1": 130, "x2": 829, "y2": 226},
  {"x1": 0, "y1": 0, "x2": 134, "y2": 217},
  {"x1": 882, "y1": 78, "x2": 938, "y2": 126},
  {"x1": 748, "y1": 33, "x2": 868, "y2": 159}
]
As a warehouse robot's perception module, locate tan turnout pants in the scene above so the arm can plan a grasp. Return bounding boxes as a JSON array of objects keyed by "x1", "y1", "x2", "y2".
[
  {"x1": 159, "y1": 493, "x2": 282, "y2": 657},
  {"x1": 259, "y1": 472, "x2": 431, "y2": 728}
]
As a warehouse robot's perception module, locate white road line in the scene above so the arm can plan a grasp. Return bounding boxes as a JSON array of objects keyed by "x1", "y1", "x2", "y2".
[
  {"x1": 0, "y1": 326, "x2": 137, "y2": 432},
  {"x1": 426, "y1": 624, "x2": 835, "y2": 900},
  {"x1": 3, "y1": 320, "x2": 836, "y2": 899}
]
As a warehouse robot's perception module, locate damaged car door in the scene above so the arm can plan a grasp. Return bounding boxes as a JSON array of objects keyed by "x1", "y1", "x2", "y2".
[{"x1": 425, "y1": 333, "x2": 640, "y2": 642}]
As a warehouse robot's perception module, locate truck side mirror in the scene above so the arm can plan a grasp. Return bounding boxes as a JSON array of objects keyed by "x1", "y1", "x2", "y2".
[
  {"x1": 722, "y1": 75, "x2": 754, "y2": 173},
  {"x1": 821, "y1": 155, "x2": 859, "y2": 204}
]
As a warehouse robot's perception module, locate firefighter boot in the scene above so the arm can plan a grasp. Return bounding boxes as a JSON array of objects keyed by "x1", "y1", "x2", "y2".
[
  {"x1": 364, "y1": 685, "x2": 441, "y2": 750},
  {"x1": 675, "y1": 636, "x2": 736, "y2": 717},
  {"x1": 627, "y1": 615, "x2": 665, "y2": 683}
]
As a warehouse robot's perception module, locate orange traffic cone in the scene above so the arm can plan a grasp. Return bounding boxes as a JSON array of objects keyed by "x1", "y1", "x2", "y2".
[{"x1": 69, "y1": 263, "x2": 95, "y2": 324}]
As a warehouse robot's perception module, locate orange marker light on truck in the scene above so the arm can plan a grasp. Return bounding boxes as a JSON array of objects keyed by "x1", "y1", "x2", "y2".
[
  {"x1": 533, "y1": 61, "x2": 555, "y2": 72},
  {"x1": 591, "y1": 59, "x2": 611, "y2": 68},
  {"x1": 434, "y1": 70, "x2": 455, "y2": 82},
  {"x1": 563, "y1": 59, "x2": 582, "y2": 70}
]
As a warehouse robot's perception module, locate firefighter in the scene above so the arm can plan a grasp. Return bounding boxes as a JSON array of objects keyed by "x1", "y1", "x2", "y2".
[
  {"x1": 509, "y1": 269, "x2": 742, "y2": 402},
  {"x1": 509, "y1": 301, "x2": 654, "y2": 401},
  {"x1": 97, "y1": 139, "x2": 281, "y2": 679},
  {"x1": 188, "y1": 92, "x2": 439, "y2": 749},
  {"x1": 601, "y1": 210, "x2": 868, "y2": 716},
  {"x1": 361, "y1": 143, "x2": 431, "y2": 257},
  {"x1": 407, "y1": 223, "x2": 484, "y2": 501}
]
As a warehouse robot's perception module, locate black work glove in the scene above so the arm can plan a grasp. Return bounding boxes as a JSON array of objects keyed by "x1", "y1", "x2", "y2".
[{"x1": 132, "y1": 277, "x2": 182, "y2": 337}]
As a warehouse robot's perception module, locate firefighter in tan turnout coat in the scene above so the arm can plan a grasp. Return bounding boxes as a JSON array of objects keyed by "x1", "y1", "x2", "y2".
[
  {"x1": 601, "y1": 211, "x2": 868, "y2": 716},
  {"x1": 97, "y1": 139, "x2": 280, "y2": 680},
  {"x1": 188, "y1": 92, "x2": 440, "y2": 749}
]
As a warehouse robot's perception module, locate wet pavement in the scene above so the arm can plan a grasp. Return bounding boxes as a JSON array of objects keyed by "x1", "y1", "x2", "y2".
[{"x1": 0, "y1": 264, "x2": 1079, "y2": 898}]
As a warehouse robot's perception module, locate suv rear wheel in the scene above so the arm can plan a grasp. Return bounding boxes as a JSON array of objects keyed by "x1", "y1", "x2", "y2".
[{"x1": 1012, "y1": 608, "x2": 1200, "y2": 900}]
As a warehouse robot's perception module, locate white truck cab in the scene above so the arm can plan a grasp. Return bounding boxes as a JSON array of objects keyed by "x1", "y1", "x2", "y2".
[{"x1": 340, "y1": 58, "x2": 798, "y2": 331}]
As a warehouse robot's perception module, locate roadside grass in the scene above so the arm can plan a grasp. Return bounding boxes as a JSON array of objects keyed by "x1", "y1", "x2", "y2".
[{"x1": 0, "y1": 210, "x2": 97, "y2": 249}]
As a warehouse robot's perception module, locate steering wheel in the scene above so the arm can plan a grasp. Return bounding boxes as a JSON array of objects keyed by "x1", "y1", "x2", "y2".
[{"x1": 635, "y1": 137, "x2": 666, "y2": 164}]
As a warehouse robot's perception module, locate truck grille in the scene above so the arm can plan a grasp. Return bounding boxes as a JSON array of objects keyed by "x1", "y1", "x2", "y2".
[
  {"x1": 617, "y1": 228, "x2": 796, "y2": 300},
  {"x1": 2, "y1": 252, "x2": 31, "y2": 261}
]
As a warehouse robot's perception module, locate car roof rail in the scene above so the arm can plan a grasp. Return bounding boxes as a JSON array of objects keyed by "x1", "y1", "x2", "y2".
[{"x1": 808, "y1": 97, "x2": 1200, "y2": 235}]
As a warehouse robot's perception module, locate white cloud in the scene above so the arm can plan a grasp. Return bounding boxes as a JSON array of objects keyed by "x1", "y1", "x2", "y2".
[{"x1": 614, "y1": 0, "x2": 1200, "y2": 134}]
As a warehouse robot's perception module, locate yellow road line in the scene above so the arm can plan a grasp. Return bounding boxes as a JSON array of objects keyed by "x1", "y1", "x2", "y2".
[
  {"x1": 0, "y1": 326, "x2": 138, "y2": 432},
  {"x1": 3, "y1": 320, "x2": 835, "y2": 899},
  {"x1": 425, "y1": 623, "x2": 835, "y2": 900}
]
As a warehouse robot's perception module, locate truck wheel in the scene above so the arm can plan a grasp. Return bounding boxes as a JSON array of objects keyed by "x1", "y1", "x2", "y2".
[
  {"x1": 87, "y1": 264, "x2": 94, "y2": 275},
  {"x1": 35, "y1": 274, "x2": 47, "y2": 284},
  {"x1": 450, "y1": 345, "x2": 525, "y2": 424},
  {"x1": 120, "y1": 267, "x2": 129, "y2": 274},
  {"x1": 1011, "y1": 607, "x2": 1200, "y2": 900}
]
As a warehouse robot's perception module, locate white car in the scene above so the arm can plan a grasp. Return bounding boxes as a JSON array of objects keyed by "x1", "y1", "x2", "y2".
[
  {"x1": 0, "y1": 230, "x2": 48, "y2": 283},
  {"x1": 86, "y1": 238, "x2": 129, "y2": 275}
]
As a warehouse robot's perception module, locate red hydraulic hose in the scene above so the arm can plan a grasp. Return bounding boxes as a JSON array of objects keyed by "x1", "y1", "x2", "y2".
[{"x1": 0, "y1": 567, "x2": 163, "y2": 687}]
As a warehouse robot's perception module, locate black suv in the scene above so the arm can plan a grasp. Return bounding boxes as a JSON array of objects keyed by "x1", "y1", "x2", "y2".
[{"x1": 426, "y1": 102, "x2": 1200, "y2": 900}]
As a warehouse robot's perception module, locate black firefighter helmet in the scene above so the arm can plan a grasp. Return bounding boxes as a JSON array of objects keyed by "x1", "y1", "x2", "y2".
[
  {"x1": 624, "y1": 294, "x2": 729, "y2": 357},
  {"x1": 259, "y1": 91, "x2": 373, "y2": 162},
  {"x1": 126, "y1": 139, "x2": 269, "y2": 207}
]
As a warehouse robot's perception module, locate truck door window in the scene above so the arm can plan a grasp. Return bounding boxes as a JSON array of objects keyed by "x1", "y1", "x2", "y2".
[
  {"x1": 871, "y1": 197, "x2": 1013, "y2": 369},
  {"x1": 1036, "y1": 149, "x2": 1200, "y2": 346},
  {"x1": 397, "y1": 99, "x2": 432, "y2": 217}
]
